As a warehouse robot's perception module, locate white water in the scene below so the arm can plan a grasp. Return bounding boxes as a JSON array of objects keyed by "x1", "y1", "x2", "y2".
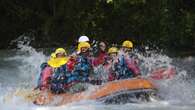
[{"x1": 0, "y1": 40, "x2": 195, "y2": 110}]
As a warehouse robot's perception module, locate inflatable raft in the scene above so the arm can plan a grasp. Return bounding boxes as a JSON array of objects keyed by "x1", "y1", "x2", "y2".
[{"x1": 33, "y1": 78, "x2": 158, "y2": 106}]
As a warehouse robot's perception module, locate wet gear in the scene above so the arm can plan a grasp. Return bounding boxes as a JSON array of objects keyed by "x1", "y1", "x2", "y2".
[
  {"x1": 66, "y1": 57, "x2": 76, "y2": 72},
  {"x1": 36, "y1": 63, "x2": 47, "y2": 89},
  {"x1": 122, "y1": 40, "x2": 133, "y2": 48},
  {"x1": 114, "y1": 55, "x2": 134, "y2": 79},
  {"x1": 50, "y1": 65, "x2": 68, "y2": 93},
  {"x1": 55, "y1": 48, "x2": 67, "y2": 56},
  {"x1": 77, "y1": 42, "x2": 91, "y2": 53},
  {"x1": 108, "y1": 47, "x2": 118, "y2": 54},
  {"x1": 50, "y1": 62, "x2": 82, "y2": 94},
  {"x1": 105, "y1": 55, "x2": 140, "y2": 81},
  {"x1": 50, "y1": 53, "x2": 56, "y2": 58},
  {"x1": 47, "y1": 57, "x2": 69, "y2": 68},
  {"x1": 37, "y1": 63, "x2": 53, "y2": 90},
  {"x1": 92, "y1": 50, "x2": 107, "y2": 67},
  {"x1": 78, "y1": 36, "x2": 89, "y2": 42},
  {"x1": 119, "y1": 55, "x2": 140, "y2": 77},
  {"x1": 73, "y1": 55, "x2": 92, "y2": 82}
]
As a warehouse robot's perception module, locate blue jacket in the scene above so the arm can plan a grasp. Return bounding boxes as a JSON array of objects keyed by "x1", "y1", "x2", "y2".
[
  {"x1": 114, "y1": 55, "x2": 134, "y2": 79},
  {"x1": 50, "y1": 64, "x2": 67, "y2": 93},
  {"x1": 73, "y1": 55, "x2": 92, "y2": 82}
]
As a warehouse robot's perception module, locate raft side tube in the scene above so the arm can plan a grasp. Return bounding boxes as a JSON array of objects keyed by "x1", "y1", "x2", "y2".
[
  {"x1": 97, "y1": 89, "x2": 158, "y2": 104},
  {"x1": 33, "y1": 78, "x2": 157, "y2": 105}
]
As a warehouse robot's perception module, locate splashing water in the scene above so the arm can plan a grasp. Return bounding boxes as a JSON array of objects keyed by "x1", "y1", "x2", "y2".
[
  {"x1": 134, "y1": 48, "x2": 195, "y2": 105},
  {"x1": 5, "y1": 36, "x2": 47, "y2": 85},
  {"x1": 0, "y1": 37, "x2": 195, "y2": 110},
  {"x1": 134, "y1": 48, "x2": 173, "y2": 76}
]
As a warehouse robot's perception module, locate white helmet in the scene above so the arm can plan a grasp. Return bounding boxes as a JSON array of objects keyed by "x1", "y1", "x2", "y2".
[{"x1": 78, "y1": 36, "x2": 89, "y2": 42}]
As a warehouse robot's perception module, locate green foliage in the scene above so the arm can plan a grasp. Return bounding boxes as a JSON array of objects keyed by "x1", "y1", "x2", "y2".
[{"x1": 0, "y1": 0, "x2": 195, "y2": 50}]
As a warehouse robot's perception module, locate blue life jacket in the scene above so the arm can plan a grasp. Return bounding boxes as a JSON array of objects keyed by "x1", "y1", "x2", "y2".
[
  {"x1": 73, "y1": 55, "x2": 92, "y2": 82},
  {"x1": 65, "y1": 70, "x2": 79, "y2": 84},
  {"x1": 50, "y1": 65, "x2": 67, "y2": 93},
  {"x1": 50, "y1": 64, "x2": 81, "y2": 93},
  {"x1": 51, "y1": 65, "x2": 67, "y2": 83},
  {"x1": 114, "y1": 55, "x2": 134, "y2": 79}
]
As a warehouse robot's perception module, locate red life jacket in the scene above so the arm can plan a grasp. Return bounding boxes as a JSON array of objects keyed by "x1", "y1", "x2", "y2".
[
  {"x1": 125, "y1": 58, "x2": 141, "y2": 76},
  {"x1": 92, "y1": 51, "x2": 107, "y2": 67},
  {"x1": 66, "y1": 57, "x2": 76, "y2": 72},
  {"x1": 40, "y1": 66, "x2": 53, "y2": 90}
]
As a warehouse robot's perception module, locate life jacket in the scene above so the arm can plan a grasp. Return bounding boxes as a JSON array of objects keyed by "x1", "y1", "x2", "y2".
[
  {"x1": 114, "y1": 55, "x2": 140, "y2": 80},
  {"x1": 92, "y1": 50, "x2": 107, "y2": 67},
  {"x1": 73, "y1": 55, "x2": 92, "y2": 82},
  {"x1": 50, "y1": 64, "x2": 81, "y2": 94},
  {"x1": 50, "y1": 64, "x2": 68, "y2": 93},
  {"x1": 114, "y1": 56, "x2": 132, "y2": 79},
  {"x1": 105, "y1": 64, "x2": 116, "y2": 81},
  {"x1": 102, "y1": 57, "x2": 117, "y2": 81},
  {"x1": 37, "y1": 63, "x2": 53, "y2": 90},
  {"x1": 66, "y1": 57, "x2": 76, "y2": 72},
  {"x1": 124, "y1": 55, "x2": 141, "y2": 76},
  {"x1": 37, "y1": 63, "x2": 47, "y2": 88}
]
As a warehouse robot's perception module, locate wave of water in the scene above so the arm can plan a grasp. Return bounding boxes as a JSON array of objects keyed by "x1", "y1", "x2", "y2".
[{"x1": 0, "y1": 39, "x2": 195, "y2": 110}]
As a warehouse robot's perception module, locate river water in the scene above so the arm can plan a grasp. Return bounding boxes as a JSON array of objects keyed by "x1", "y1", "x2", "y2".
[{"x1": 0, "y1": 43, "x2": 195, "y2": 110}]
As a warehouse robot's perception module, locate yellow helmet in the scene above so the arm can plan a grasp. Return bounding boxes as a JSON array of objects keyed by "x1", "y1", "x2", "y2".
[
  {"x1": 77, "y1": 42, "x2": 91, "y2": 52},
  {"x1": 55, "y1": 48, "x2": 67, "y2": 55},
  {"x1": 108, "y1": 47, "x2": 118, "y2": 54},
  {"x1": 122, "y1": 40, "x2": 133, "y2": 48},
  {"x1": 50, "y1": 53, "x2": 56, "y2": 59}
]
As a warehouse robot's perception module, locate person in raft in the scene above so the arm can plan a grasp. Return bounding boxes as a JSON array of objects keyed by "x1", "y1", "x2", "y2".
[
  {"x1": 64, "y1": 41, "x2": 94, "y2": 93},
  {"x1": 104, "y1": 46, "x2": 140, "y2": 81},
  {"x1": 118, "y1": 40, "x2": 141, "y2": 77},
  {"x1": 75, "y1": 36, "x2": 107, "y2": 82},
  {"x1": 36, "y1": 48, "x2": 69, "y2": 92},
  {"x1": 91, "y1": 41, "x2": 108, "y2": 82},
  {"x1": 78, "y1": 35, "x2": 107, "y2": 67}
]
